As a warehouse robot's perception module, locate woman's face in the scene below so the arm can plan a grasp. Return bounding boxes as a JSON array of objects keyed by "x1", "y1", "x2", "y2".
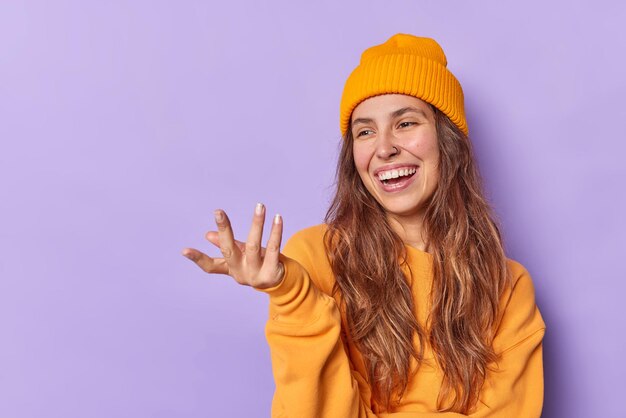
[{"x1": 351, "y1": 94, "x2": 439, "y2": 218}]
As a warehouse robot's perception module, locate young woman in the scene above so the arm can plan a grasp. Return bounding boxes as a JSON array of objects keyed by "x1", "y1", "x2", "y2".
[{"x1": 182, "y1": 34, "x2": 546, "y2": 417}]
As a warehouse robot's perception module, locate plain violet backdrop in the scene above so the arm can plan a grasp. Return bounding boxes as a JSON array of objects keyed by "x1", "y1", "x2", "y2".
[{"x1": 1, "y1": 1, "x2": 625, "y2": 417}]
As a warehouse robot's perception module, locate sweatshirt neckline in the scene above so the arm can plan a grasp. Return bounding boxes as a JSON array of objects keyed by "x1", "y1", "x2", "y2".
[{"x1": 405, "y1": 244, "x2": 434, "y2": 260}]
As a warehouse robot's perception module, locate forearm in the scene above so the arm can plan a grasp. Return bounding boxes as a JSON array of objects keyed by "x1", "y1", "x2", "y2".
[{"x1": 258, "y1": 255, "x2": 377, "y2": 418}]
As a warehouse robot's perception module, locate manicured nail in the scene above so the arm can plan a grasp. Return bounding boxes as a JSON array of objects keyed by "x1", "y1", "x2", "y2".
[
  {"x1": 214, "y1": 210, "x2": 223, "y2": 222},
  {"x1": 255, "y1": 202, "x2": 264, "y2": 215},
  {"x1": 274, "y1": 214, "x2": 281, "y2": 224}
]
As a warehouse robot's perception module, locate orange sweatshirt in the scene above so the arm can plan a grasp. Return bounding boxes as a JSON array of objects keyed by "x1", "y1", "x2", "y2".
[{"x1": 255, "y1": 224, "x2": 546, "y2": 418}]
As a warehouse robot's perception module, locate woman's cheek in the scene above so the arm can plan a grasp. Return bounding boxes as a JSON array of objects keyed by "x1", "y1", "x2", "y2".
[{"x1": 352, "y1": 146, "x2": 372, "y2": 172}]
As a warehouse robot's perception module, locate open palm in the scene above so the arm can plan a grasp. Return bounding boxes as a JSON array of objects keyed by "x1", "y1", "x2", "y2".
[{"x1": 182, "y1": 203, "x2": 285, "y2": 289}]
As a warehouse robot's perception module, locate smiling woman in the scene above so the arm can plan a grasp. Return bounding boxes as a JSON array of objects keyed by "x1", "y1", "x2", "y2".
[
  {"x1": 351, "y1": 95, "x2": 440, "y2": 237},
  {"x1": 182, "y1": 33, "x2": 546, "y2": 417}
]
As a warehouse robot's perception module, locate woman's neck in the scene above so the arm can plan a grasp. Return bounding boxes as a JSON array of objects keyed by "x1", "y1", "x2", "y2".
[{"x1": 386, "y1": 213, "x2": 429, "y2": 252}]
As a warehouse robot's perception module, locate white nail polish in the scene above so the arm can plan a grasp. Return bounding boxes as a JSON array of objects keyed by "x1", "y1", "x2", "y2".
[
  {"x1": 255, "y1": 202, "x2": 263, "y2": 215},
  {"x1": 274, "y1": 214, "x2": 281, "y2": 224}
]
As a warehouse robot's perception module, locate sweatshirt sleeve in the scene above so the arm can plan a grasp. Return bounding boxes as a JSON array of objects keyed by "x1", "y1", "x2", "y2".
[
  {"x1": 254, "y1": 230, "x2": 379, "y2": 418},
  {"x1": 418, "y1": 261, "x2": 546, "y2": 418},
  {"x1": 405, "y1": 263, "x2": 546, "y2": 418},
  {"x1": 463, "y1": 261, "x2": 547, "y2": 418},
  {"x1": 395, "y1": 262, "x2": 545, "y2": 418}
]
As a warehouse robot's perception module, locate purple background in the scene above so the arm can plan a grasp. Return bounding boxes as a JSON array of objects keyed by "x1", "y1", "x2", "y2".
[{"x1": 1, "y1": 1, "x2": 624, "y2": 417}]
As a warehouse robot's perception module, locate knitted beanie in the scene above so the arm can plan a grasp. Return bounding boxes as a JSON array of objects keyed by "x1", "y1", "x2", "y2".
[{"x1": 339, "y1": 33, "x2": 468, "y2": 137}]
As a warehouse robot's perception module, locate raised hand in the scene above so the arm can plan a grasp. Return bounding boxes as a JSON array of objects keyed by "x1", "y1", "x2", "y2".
[{"x1": 181, "y1": 203, "x2": 285, "y2": 289}]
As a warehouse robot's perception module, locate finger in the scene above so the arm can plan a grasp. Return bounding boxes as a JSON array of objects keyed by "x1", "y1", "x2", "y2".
[
  {"x1": 214, "y1": 209, "x2": 242, "y2": 266},
  {"x1": 245, "y1": 203, "x2": 265, "y2": 272},
  {"x1": 259, "y1": 213, "x2": 283, "y2": 280},
  {"x1": 181, "y1": 248, "x2": 229, "y2": 275},
  {"x1": 205, "y1": 231, "x2": 246, "y2": 253}
]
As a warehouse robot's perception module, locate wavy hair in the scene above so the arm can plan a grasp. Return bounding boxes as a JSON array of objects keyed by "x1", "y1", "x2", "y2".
[{"x1": 323, "y1": 106, "x2": 512, "y2": 413}]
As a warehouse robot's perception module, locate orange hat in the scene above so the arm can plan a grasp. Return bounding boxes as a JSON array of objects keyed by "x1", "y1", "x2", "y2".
[{"x1": 340, "y1": 34, "x2": 468, "y2": 137}]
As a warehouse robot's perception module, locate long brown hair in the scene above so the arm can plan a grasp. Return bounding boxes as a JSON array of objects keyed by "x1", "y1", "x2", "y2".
[{"x1": 323, "y1": 105, "x2": 512, "y2": 413}]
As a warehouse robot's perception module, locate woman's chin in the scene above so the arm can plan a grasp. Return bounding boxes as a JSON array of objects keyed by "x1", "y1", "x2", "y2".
[{"x1": 379, "y1": 202, "x2": 425, "y2": 218}]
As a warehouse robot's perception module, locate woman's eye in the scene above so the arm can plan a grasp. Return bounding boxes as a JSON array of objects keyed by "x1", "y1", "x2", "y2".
[
  {"x1": 398, "y1": 121, "x2": 416, "y2": 128},
  {"x1": 356, "y1": 130, "x2": 373, "y2": 137}
]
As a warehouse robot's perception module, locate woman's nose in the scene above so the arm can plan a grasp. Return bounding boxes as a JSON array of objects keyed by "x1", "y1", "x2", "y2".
[{"x1": 375, "y1": 130, "x2": 399, "y2": 159}]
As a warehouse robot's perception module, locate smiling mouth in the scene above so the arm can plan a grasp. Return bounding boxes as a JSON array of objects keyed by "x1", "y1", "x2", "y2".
[
  {"x1": 379, "y1": 171, "x2": 417, "y2": 185},
  {"x1": 382, "y1": 174, "x2": 414, "y2": 186}
]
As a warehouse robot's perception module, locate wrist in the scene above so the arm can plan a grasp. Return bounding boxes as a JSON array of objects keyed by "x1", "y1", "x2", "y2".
[{"x1": 254, "y1": 261, "x2": 285, "y2": 290}]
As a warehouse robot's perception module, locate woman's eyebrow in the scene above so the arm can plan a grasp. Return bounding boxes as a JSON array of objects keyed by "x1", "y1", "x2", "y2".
[
  {"x1": 352, "y1": 107, "x2": 428, "y2": 127},
  {"x1": 352, "y1": 117, "x2": 374, "y2": 127},
  {"x1": 391, "y1": 106, "x2": 427, "y2": 119}
]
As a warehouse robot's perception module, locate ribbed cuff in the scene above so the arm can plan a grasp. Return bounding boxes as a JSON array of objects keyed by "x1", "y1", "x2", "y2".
[{"x1": 254, "y1": 254, "x2": 330, "y2": 325}]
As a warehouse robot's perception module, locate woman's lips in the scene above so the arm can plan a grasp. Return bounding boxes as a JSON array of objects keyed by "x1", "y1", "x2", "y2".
[{"x1": 377, "y1": 168, "x2": 418, "y2": 193}]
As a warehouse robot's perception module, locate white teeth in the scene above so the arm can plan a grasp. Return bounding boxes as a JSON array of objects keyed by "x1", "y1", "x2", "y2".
[{"x1": 377, "y1": 167, "x2": 417, "y2": 181}]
